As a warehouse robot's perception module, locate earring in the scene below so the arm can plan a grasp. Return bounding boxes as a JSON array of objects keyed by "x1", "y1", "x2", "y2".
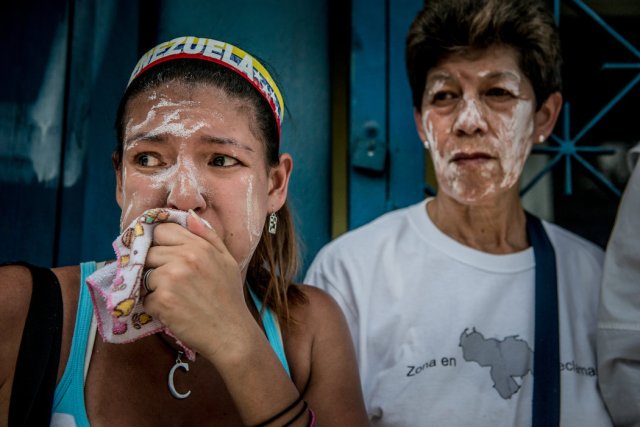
[
  {"x1": 538, "y1": 134, "x2": 546, "y2": 143},
  {"x1": 423, "y1": 140, "x2": 431, "y2": 150},
  {"x1": 268, "y1": 212, "x2": 278, "y2": 234}
]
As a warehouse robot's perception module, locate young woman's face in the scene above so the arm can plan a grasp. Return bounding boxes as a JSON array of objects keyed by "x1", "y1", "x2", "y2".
[
  {"x1": 416, "y1": 46, "x2": 540, "y2": 205},
  {"x1": 116, "y1": 82, "x2": 284, "y2": 270}
]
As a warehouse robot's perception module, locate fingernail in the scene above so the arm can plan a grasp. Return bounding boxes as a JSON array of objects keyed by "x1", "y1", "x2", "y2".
[{"x1": 189, "y1": 209, "x2": 212, "y2": 229}]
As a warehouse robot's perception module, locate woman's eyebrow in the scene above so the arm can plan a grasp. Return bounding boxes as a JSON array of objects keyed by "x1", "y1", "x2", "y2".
[
  {"x1": 124, "y1": 132, "x2": 166, "y2": 146},
  {"x1": 426, "y1": 73, "x2": 453, "y2": 84},
  {"x1": 200, "y1": 135, "x2": 254, "y2": 152},
  {"x1": 483, "y1": 70, "x2": 521, "y2": 82}
]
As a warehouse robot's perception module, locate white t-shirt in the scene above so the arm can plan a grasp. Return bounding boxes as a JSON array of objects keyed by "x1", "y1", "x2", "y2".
[{"x1": 305, "y1": 199, "x2": 612, "y2": 426}]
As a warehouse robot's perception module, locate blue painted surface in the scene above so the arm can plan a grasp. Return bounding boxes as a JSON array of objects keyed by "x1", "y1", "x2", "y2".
[
  {"x1": 349, "y1": 0, "x2": 388, "y2": 229},
  {"x1": 348, "y1": 0, "x2": 429, "y2": 227},
  {"x1": 0, "y1": 0, "x2": 68, "y2": 265},
  {"x1": 388, "y1": 0, "x2": 425, "y2": 211}
]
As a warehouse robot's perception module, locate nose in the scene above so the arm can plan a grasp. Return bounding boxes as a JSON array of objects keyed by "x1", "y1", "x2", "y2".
[
  {"x1": 166, "y1": 165, "x2": 207, "y2": 213},
  {"x1": 453, "y1": 98, "x2": 488, "y2": 136}
]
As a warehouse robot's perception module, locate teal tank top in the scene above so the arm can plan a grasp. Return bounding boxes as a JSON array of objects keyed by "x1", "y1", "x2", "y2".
[{"x1": 51, "y1": 262, "x2": 290, "y2": 426}]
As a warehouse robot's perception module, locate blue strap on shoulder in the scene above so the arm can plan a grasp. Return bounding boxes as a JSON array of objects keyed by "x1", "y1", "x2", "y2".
[
  {"x1": 51, "y1": 261, "x2": 96, "y2": 426},
  {"x1": 526, "y1": 213, "x2": 560, "y2": 427},
  {"x1": 248, "y1": 287, "x2": 291, "y2": 377}
]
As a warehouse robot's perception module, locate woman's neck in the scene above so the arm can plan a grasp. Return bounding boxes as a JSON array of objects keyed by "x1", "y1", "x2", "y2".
[{"x1": 427, "y1": 191, "x2": 528, "y2": 254}]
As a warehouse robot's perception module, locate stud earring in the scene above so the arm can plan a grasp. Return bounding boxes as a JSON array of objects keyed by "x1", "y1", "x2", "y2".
[
  {"x1": 423, "y1": 140, "x2": 431, "y2": 150},
  {"x1": 268, "y1": 212, "x2": 278, "y2": 234},
  {"x1": 538, "y1": 134, "x2": 546, "y2": 143}
]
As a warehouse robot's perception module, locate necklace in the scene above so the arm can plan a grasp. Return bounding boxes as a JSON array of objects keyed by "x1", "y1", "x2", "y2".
[
  {"x1": 158, "y1": 332, "x2": 193, "y2": 400},
  {"x1": 168, "y1": 350, "x2": 192, "y2": 399}
]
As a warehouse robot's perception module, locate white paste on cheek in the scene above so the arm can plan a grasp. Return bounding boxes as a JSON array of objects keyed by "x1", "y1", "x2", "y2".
[
  {"x1": 238, "y1": 174, "x2": 263, "y2": 272},
  {"x1": 421, "y1": 110, "x2": 436, "y2": 151},
  {"x1": 493, "y1": 99, "x2": 535, "y2": 189},
  {"x1": 423, "y1": 99, "x2": 499, "y2": 203}
]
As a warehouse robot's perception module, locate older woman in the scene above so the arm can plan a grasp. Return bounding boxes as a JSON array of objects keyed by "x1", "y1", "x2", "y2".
[
  {"x1": 1, "y1": 37, "x2": 368, "y2": 426},
  {"x1": 305, "y1": 0, "x2": 612, "y2": 425}
]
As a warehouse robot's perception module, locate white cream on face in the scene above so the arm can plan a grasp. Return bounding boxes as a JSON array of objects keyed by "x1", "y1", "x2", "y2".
[
  {"x1": 118, "y1": 84, "x2": 273, "y2": 275},
  {"x1": 423, "y1": 52, "x2": 536, "y2": 204},
  {"x1": 119, "y1": 96, "x2": 221, "y2": 225},
  {"x1": 238, "y1": 174, "x2": 264, "y2": 271},
  {"x1": 494, "y1": 99, "x2": 535, "y2": 189}
]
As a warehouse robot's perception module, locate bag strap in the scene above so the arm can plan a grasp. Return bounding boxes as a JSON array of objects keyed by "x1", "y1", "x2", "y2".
[
  {"x1": 8, "y1": 262, "x2": 63, "y2": 427},
  {"x1": 526, "y1": 213, "x2": 560, "y2": 427}
]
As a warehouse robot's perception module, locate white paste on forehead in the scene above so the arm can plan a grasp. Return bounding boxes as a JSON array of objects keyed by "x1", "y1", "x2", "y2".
[{"x1": 125, "y1": 98, "x2": 205, "y2": 144}]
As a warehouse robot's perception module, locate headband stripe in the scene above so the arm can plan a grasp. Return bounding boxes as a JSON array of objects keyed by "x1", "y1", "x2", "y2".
[{"x1": 128, "y1": 36, "x2": 284, "y2": 137}]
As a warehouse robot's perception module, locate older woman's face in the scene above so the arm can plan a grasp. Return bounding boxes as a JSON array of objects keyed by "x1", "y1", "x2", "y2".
[
  {"x1": 417, "y1": 46, "x2": 538, "y2": 205},
  {"x1": 116, "y1": 82, "x2": 280, "y2": 270}
]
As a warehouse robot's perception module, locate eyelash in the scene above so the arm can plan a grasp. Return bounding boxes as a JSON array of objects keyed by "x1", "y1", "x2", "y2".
[
  {"x1": 209, "y1": 155, "x2": 239, "y2": 167},
  {"x1": 134, "y1": 153, "x2": 162, "y2": 168},
  {"x1": 485, "y1": 88, "x2": 514, "y2": 98},
  {"x1": 430, "y1": 87, "x2": 515, "y2": 104}
]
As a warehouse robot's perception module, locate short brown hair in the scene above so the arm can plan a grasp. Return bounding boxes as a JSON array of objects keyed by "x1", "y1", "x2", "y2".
[{"x1": 406, "y1": 0, "x2": 562, "y2": 110}]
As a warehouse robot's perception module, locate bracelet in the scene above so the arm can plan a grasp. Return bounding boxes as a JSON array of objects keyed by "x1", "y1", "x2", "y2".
[
  {"x1": 253, "y1": 394, "x2": 303, "y2": 427},
  {"x1": 282, "y1": 401, "x2": 308, "y2": 427},
  {"x1": 308, "y1": 408, "x2": 316, "y2": 427}
]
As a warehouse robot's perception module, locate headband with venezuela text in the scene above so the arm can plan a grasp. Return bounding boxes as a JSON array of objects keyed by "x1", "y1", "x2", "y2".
[{"x1": 128, "y1": 36, "x2": 285, "y2": 138}]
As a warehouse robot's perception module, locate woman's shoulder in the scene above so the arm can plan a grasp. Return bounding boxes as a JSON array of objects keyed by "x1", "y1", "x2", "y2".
[
  {"x1": 542, "y1": 221, "x2": 604, "y2": 264},
  {"x1": 0, "y1": 263, "x2": 82, "y2": 383},
  {"x1": 283, "y1": 284, "x2": 368, "y2": 424},
  {"x1": 289, "y1": 284, "x2": 346, "y2": 326},
  {"x1": 0, "y1": 264, "x2": 36, "y2": 335},
  {"x1": 284, "y1": 284, "x2": 354, "y2": 366}
]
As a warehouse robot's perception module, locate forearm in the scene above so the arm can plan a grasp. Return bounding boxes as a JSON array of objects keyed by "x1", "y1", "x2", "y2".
[{"x1": 201, "y1": 321, "x2": 309, "y2": 427}]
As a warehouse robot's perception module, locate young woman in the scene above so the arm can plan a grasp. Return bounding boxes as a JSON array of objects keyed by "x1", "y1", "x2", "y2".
[
  {"x1": 306, "y1": 1, "x2": 612, "y2": 425},
  {"x1": 1, "y1": 36, "x2": 368, "y2": 426}
]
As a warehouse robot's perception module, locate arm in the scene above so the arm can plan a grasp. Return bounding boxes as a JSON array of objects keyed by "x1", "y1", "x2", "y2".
[
  {"x1": 288, "y1": 286, "x2": 369, "y2": 426},
  {"x1": 0, "y1": 265, "x2": 34, "y2": 427},
  {"x1": 597, "y1": 145, "x2": 640, "y2": 426}
]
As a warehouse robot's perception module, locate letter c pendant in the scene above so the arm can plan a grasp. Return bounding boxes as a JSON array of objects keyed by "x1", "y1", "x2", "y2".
[{"x1": 168, "y1": 352, "x2": 192, "y2": 399}]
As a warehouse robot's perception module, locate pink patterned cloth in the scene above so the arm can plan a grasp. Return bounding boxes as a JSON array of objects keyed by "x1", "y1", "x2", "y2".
[{"x1": 86, "y1": 208, "x2": 195, "y2": 360}]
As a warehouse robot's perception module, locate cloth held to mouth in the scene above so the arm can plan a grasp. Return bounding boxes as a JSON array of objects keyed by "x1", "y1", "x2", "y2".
[{"x1": 86, "y1": 208, "x2": 195, "y2": 360}]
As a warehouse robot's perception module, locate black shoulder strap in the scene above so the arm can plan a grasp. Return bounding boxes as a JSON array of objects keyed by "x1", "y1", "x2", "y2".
[
  {"x1": 525, "y1": 213, "x2": 560, "y2": 427},
  {"x1": 8, "y1": 262, "x2": 63, "y2": 427}
]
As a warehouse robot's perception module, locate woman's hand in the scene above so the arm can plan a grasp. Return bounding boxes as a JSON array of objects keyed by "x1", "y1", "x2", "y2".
[{"x1": 143, "y1": 211, "x2": 257, "y2": 363}]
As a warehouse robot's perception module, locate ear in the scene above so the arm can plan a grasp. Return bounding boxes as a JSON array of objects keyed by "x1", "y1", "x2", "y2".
[
  {"x1": 113, "y1": 152, "x2": 124, "y2": 209},
  {"x1": 413, "y1": 107, "x2": 427, "y2": 142},
  {"x1": 267, "y1": 153, "x2": 293, "y2": 211},
  {"x1": 533, "y1": 92, "x2": 562, "y2": 145}
]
